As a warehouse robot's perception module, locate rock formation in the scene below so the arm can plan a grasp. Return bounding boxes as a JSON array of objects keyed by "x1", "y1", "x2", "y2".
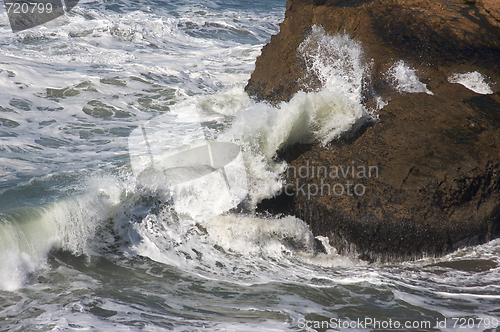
[{"x1": 249, "y1": 0, "x2": 500, "y2": 260}]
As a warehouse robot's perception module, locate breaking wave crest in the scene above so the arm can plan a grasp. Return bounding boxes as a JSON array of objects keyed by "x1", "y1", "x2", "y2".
[{"x1": 0, "y1": 25, "x2": 372, "y2": 291}]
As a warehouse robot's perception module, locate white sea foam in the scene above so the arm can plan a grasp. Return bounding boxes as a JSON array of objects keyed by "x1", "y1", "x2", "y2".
[
  {"x1": 0, "y1": 0, "x2": 287, "y2": 292},
  {"x1": 387, "y1": 60, "x2": 433, "y2": 95},
  {"x1": 0, "y1": 0, "x2": 277, "y2": 191},
  {"x1": 448, "y1": 71, "x2": 494, "y2": 95},
  {"x1": 120, "y1": 27, "x2": 371, "y2": 285},
  {"x1": 125, "y1": 203, "x2": 363, "y2": 285}
]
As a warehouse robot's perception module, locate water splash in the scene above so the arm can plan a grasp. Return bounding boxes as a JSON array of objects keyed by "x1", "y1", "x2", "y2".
[
  {"x1": 448, "y1": 71, "x2": 494, "y2": 95},
  {"x1": 387, "y1": 60, "x2": 433, "y2": 95},
  {"x1": 298, "y1": 25, "x2": 368, "y2": 105}
]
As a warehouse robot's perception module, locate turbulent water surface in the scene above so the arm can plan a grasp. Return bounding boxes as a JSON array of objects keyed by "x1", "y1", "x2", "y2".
[{"x1": 0, "y1": 1, "x2": 499, "y2": 331}]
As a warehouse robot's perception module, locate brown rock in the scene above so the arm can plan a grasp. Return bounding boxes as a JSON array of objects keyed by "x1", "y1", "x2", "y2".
[
  {"x1": 247, "y1": 0, "x2": 500, "y2": 103},
  {"x1": 251, "y1": 0, "x2": 500, "y2": 260}
]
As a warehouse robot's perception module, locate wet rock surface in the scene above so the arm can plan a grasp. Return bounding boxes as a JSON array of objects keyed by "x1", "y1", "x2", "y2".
[{"x1": 250, "y1": 0, "x2": 500, "y2": 260}]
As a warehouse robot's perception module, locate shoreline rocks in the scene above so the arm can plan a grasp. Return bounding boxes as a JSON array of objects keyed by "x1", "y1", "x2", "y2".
[{"x1": 249, "y1": 0, "x2": 500, "y2": 260}]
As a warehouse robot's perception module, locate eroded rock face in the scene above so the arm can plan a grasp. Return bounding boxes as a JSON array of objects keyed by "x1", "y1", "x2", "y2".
[{"x1": 249, "y1": 0, "x2": 500, "y2": 260}]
